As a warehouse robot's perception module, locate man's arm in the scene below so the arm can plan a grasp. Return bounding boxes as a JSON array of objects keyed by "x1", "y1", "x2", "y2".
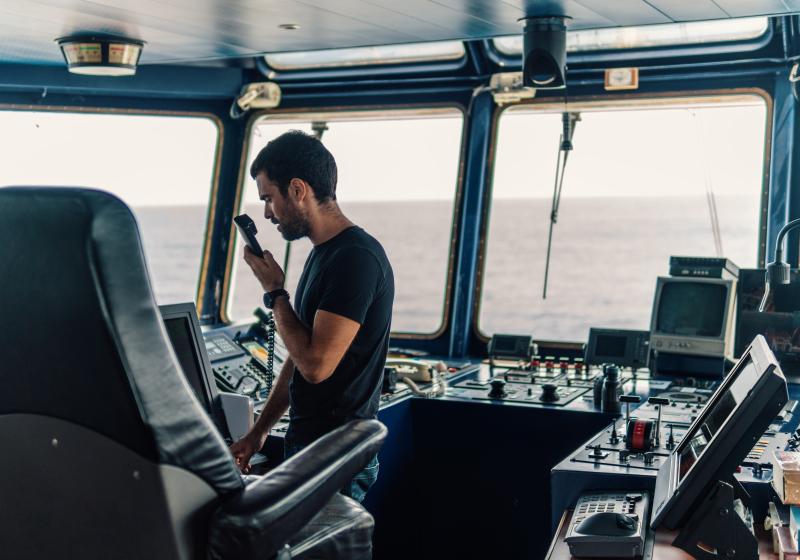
[
  {"x1": 243, "y1": 248, "x2": 360, "y2": 385},
  {"x1": 230, "y1": 357, "x2": 293, "y2": 473},
  {"x1": 271, "y1": 297, "x2": 360, "y2": 384}
]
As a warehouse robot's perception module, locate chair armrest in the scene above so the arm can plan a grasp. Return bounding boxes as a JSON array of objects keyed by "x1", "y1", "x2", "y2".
[{"x1": 207, "y1": 419, "x2": 387, "y2": 560}]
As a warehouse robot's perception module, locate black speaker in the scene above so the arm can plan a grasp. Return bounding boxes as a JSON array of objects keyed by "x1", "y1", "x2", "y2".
[{"x1": 522, "y1": 16, "x2": 568, "y2": 89}]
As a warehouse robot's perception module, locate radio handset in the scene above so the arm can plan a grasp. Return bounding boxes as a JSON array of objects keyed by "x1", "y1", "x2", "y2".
[{"x1": 233, "y1": 214, "x2": 264, "y2": 257}]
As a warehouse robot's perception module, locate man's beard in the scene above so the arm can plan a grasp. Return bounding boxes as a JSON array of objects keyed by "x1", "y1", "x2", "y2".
[{"x1": 276, "y1": 208, "x2": 310, "y2": 241}]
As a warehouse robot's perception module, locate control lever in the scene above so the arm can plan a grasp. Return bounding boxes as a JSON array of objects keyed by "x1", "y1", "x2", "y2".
[
  {"x1": 666, "y1": 424, "x2": 675, "y2": 450},
  {"x1": 619, "y1": 394, "x2": 641, "y2": 439},
  {"x1": 648, "y1": 396, "x2": 670, "y2": 448},
  {"x1": 609, "y1": 418, "x2": 620, "y2": 445}
]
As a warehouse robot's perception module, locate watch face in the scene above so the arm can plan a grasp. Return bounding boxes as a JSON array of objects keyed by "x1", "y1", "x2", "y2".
[{"x1": 262, "y1": 291, "x2": 273, "y2": 309}]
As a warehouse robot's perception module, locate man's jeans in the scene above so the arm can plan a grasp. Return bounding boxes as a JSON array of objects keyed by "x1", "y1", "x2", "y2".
[{"x1": 285, "y1": 440, "x2": 379, "y2": 503}]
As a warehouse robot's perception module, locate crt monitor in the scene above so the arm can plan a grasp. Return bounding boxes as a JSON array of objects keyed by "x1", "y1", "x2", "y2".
[
  {"x1": 736, "y1": 268, "x2": 800, "y2": 376},
  {"x1": 159, "y1": 302, "x2": 230, "y2": 439},
  {"x1": 649, "y1": 276, "x2": 736, "y2": 359},
  {"x1": 650, "y1": 335, "x2": 787, "y2": 530}
]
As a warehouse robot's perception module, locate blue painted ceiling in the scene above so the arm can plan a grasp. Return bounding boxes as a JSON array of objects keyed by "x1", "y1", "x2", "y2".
[{"x1": 0, "y1": 0, "x2": 797, "y2": 67}]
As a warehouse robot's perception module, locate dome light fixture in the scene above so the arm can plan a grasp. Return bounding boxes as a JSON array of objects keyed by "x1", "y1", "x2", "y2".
[{"x1": 56, "y1": 35, "x2": 144, "y2": 77}]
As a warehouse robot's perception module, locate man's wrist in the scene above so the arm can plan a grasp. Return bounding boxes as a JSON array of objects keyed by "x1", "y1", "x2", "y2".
[{"x1": 263, "y1": 288, "x2": 289, "y2": 309}]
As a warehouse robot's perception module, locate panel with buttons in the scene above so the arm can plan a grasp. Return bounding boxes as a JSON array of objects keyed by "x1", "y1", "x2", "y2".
[{"x1": 565, "y1": 492, "x2": 649, "y2": 558}]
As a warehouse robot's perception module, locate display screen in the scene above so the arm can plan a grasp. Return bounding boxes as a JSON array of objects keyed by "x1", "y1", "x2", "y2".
[
  {"x1": 164, "y1": 317, "x2": 212, "y2": 411},
  {"x1": 595, "y1": 334, "x2": 626, "y2": 358},
  {"x1": 736, "y1": 269, "x2": 800, "y2": 375},
  {"x1": 656, "y1": 282, "x2": 727, "y2": 337},
  {"x1": 677, "y1": 357, "x2": 758, "y2": 481}
]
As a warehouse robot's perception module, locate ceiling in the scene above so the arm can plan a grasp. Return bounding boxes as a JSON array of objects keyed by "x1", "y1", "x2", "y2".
[{"x1": 1, "y1": 0, "x2": 798, "y2": 67}]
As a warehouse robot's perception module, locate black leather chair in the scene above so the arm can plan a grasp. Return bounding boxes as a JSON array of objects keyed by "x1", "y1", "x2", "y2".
[{"x1": 0, "y1": 187, "x2": 387, "y2": 560}]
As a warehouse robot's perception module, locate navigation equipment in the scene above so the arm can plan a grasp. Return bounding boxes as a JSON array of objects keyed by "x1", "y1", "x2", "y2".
[
  {"x1": 736, "y1": 268, "x2": 800, "y2": 376},
  {"x1": 160, "y1": 302, "x2": 230, "y2": 438},
  {"x1": 650, "y1": 334, "x2": 787, "y2": 532},
  {"x1": 585, "y1": 328, "x2": 649, "y2": 369},
  {"x1": 649, "y1": 276, "x2": 736, "y2": 359}
]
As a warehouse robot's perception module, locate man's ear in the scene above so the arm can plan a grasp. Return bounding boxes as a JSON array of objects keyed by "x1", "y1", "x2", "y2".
[{"x1": 289, "y1": 178, "x2": 311, "y2": 203}]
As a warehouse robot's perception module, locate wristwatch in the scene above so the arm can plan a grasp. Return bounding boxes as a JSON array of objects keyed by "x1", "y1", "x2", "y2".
[{"x1": 263, "y1": 288, "x2": 289, "y2": 309}]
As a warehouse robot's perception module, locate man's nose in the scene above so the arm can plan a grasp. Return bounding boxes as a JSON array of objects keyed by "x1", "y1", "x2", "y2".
[{"x1": 264, "y1": 207, "x2": 273, "y2": 220}]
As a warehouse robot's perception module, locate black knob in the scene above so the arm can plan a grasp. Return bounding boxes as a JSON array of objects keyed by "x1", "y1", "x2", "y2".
[
  {"x1": 540, "y1": 383, "x2": 560, "y2": 402},
  {"x1": 488, "y1": 379, "x2": 507, "y2": 399}
]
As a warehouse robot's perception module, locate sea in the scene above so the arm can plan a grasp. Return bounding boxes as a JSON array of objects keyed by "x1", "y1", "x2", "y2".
[{"x1": 134, "y1": 194, "x2": 759, "y2": 343}]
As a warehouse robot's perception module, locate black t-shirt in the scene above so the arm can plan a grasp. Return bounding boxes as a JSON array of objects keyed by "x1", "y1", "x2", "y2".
[{"x1": 286, "y1": 226, "x2": 394, "y2": 446}]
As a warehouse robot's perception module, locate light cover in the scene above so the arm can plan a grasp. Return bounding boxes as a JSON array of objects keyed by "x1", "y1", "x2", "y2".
[{"x1": 57, "y1": 36, "x2": 144, "y2": 77}]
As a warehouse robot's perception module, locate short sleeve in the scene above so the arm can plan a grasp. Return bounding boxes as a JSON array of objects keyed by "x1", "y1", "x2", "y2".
[{"x1": 317, "y1": 247, "x2": 382, "y2": 324}]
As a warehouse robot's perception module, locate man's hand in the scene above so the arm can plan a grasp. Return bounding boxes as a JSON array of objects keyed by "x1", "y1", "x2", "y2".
[
  {"x1": 229, "y1": 429, "x2": 268, "y2": 474},
  {"x1": 243, "y1": 247, "x2": 285, "y2": 292}
]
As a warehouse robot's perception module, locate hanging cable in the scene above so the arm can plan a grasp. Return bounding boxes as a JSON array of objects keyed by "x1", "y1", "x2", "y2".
[
  {"x1": 542, "y1": 110, "x2": 580, "y2": 299},
  {"x1": 689, "y1": 110, "x2": 724, "y2": 257}
]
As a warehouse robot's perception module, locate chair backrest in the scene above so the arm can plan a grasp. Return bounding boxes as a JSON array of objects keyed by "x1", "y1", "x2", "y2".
[{"x1": 0, "y1": 187, "x2": 243, "y2": 559}]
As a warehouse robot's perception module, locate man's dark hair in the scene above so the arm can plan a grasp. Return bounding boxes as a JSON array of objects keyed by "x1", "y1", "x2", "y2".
[{"x1": 250, "y1": 130, "x2": 338, "y2": 203}]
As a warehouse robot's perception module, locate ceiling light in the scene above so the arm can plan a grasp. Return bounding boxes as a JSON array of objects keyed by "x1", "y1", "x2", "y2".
[
  {"x1": 56, "y1": 35, "x2": 144, "y2": 77},
  {"x1": 278, "y1": 23, "x2": 300, "y2": 31}
]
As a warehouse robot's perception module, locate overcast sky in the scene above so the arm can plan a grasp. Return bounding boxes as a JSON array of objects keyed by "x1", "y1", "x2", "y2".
[{"x1": 0, "y1": 97, "x2": 767, "y2": 206}]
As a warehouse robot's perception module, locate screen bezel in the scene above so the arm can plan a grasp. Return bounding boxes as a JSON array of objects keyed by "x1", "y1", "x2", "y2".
[
  {"x1": 650, "y1": 277, "x2": 733, "y2": 341},
  {"x1": 585, "y1": 327, "x2": 649, "y2": 368},
  {"x1": 159, "y1": 302, "x2": 221, "y2": 415},
  {"x1": 650, "y1": 335, "x2": 786, "y2": 530}
]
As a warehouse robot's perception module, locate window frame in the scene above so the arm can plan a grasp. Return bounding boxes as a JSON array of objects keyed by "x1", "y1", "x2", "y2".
[
  {"x1": 473, "y1": 88, "x2": 773, "y2": 345},
  {"x1": 221, "y1": 103, "x2": 467, "y2": 339},
  {"x1": 0, "y1": 103, "x2": 224, "y2": 315}
]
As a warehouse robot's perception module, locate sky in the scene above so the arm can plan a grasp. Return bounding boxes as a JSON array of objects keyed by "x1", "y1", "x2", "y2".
[{"x1": 0, "y1": 97, "x2": 768, "y2": 207}]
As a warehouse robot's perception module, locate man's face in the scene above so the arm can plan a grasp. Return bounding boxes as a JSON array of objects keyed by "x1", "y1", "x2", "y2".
[{"x1": 256, "y1": 172, "x2": 310, "y2": 241}]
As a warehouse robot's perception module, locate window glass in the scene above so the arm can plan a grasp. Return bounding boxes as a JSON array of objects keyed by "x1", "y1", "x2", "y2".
[
  {"x1": 0, "y1": 110, "x2": 218, "y2": 305},
  {"x1": 229, "y1": 109, "x2": 463, "y2": 333},
  {"x1": 266, "y1": 40, "x2": 465, "y2": 71},
  {"x1": 494, "y1": 17, "x2": 768, "y2": 55},
  {"x1": 480, "y1": 97, "x2": 767, "y2": 341}
]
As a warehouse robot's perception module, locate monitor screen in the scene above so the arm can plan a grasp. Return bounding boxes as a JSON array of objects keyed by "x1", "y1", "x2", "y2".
[
  {"x1": 163, "y1": 316, "x2": 213, "y2": 411},
  {"x1": 651, "y1": 335, "x2": 787, "y2": 530},
  {"x1": 655, "y1": 282, "x2": 728, "y2": 337},
  {"x1": 736, "y1": 268, "x2": 800, "y2": 375},
  {"x1": 676, "y1": 358, "x2": 757, "y2": 482},
  {"x1": 585, "y1": 328, "x2": 650, "y2": 368},
  {"x1": 159, "y1": 303, "x2": 220, "y2": 415},
  {"x1": 595, "y1": 334, "x2": 626, "y2": 358}
]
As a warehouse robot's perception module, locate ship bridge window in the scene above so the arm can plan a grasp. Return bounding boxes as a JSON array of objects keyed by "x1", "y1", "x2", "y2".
[
  {"x1": 0, "y1": 110, "x2": 219, "y2": 305},
  {"x1": 493, "y1": 17, "x2": 768, "y2": 55},
  {"x1": 479, "y1": 95, "x2": 767, "y2": 342},
  {"x1": 264, "y1": 40, "x2": 465, "y2": 71},
  {"x1": 228, "y1": 108, "x2": 463, "y2": 335}
]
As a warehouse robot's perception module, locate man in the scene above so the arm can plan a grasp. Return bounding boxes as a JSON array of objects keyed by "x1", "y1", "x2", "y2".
[{"x1": 230, "y1": 130, "x2": 394, "y2": 503}]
